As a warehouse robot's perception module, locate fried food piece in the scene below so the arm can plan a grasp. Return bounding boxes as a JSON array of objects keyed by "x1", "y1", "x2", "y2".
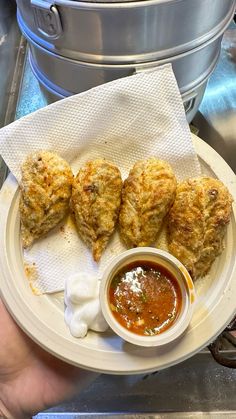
[
  {"x1": 20, "y1": 151, "x2": 73, "y2": 248},
  {"x1": 168, "y1": 176, "x2": 233, "y2": 279},
  {"x1": 194, "y1": 177, "x2": 233, "y2": 278},
  {"x1": 71, "y1": 159, "x2": 122, "y2": 262},
  {"x1": 119, "y1": 157, "x2": 177, "y2": 248},
  {"x1": 167, "y1": 178, "x2": 205, "y2": 279}
]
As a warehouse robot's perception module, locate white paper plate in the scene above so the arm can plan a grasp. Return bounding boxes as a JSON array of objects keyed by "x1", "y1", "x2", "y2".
[{"x1": 0, "y1": 134, "x2": 236, "y2": 375}]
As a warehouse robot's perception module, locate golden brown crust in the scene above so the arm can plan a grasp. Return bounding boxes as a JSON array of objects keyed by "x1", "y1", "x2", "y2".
[
  {"x1": 119, "y1": 157, "x2": 177, "y2": 248},
  {"x1": 168, "y1": 178, "x2": 205, "y2": 278},
  {"x1": 71, "y1": 159, "x2": 122, "y2": 262},
  {"x1": 20, "y1": 151, "x2": 73, "y2": 248},
  {"x1": 168, "y1": 176, "x2": 233, "y2": 279},
  {"x1": 194, "y1": 177, "x2": 233, "y2": 278}
]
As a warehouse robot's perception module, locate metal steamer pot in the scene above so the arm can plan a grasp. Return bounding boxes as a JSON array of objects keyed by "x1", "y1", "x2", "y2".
[
  {"x1": 24, "y1": 23, "x2": 221, "y2": 120},
  {"x1": 17, "y1": 0, "x2": 236, "y2": 121},
  {"x1": 29, "y1": 54, "x2": 209, "y2": 123},
  {"x1": 17, "y1": 0, "x2": 236, "y2": 64},
  {"x1": 27, "y1": 30, "x2": 221, "y2": 95}
]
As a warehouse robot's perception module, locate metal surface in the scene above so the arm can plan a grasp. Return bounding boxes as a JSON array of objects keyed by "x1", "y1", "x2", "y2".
[
  {"x1": 195, "y1": 24, "x2": 236, "y2": 174},
  {"x1": 28, "y1": 49, "x2": 209, "y2": 123},
  {"x1": 0, "y1": 1, "x2": 22, "y2": 128},
  {"x1": 30, "y1": 1, "x2": 63, "y2": 39},
  {"x1": 33, "y1": 354, "x2": 236, "y2": 416},
  {"x1": 25, "y1": 29, "x2": 221, "y2": 104},
  {"x1": 16, "y1": 0, "x2": 235, "y2": 64},
  {"x1": 208, "y1": 335, "x2": 236, "y2": 369},
  {"x1": 0, "y1": 0, "x2": 23, "y2": 187},
  {"x1": 182, "y1": 83, "x2": 208, "y2": 123}
]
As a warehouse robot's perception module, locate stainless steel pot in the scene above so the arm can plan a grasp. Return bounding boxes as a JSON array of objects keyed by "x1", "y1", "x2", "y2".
[
  {"x1": 26, "y1": 28, "x2": 221, "y2": 97},
  {"x1": 16, "y1": 0, "x2": 236, "y2": 64},
  {"x1": 29, "y1": 53, "x2": 209, "y2": 123}
]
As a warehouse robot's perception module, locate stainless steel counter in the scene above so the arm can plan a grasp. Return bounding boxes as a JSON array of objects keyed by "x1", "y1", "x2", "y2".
[
  {"x1": 0, "y1": 1, "x2": 22, "y2": 184},
  {"x1": 195, "y1": 22, "x2": 236, "y2": 174},
  {"x1": 0, "y1": 6, "x2": 236, "y2": 418},
  {"x1": 0, "y1": 1, "x2": 21, "y2": 128},
  {"x1": 35, "y1": 354, "x2": 236, "y2": 417}
]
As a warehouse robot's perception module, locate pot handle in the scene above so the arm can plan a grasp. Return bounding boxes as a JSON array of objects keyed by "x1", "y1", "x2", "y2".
[
  {"x1": 183, "y1": 94, "x2": 197, "y2": 114},
  {"x1": 208, "y1": 315, "x2": 236, "y2": 369},
  {"x1": 208, "y1": 333, "x2": 236, "y2": 369},
  {"x1": 30, "y1": 0, "x2": 62, "y2": 39}
]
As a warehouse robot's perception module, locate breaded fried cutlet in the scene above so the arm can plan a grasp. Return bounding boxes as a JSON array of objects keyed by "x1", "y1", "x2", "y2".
[
  {"x1": 194, "y1": 177, "x2": 233, "y2": 278},
  {"x1": 71, "y1": 159, "x2": 122, "y2": 262},
  {"x1": 20, "y1": 151, "x2": 73, "y2": 248},
  {"x1": 119, "y1": 157, "x2": 177, "y2": 248},
  {"x1": 168, "y1": 176, "x2": 233, "y2": 279},
  {"x1": 167, "y1": 178, "x2": 205, "y2": 278}
]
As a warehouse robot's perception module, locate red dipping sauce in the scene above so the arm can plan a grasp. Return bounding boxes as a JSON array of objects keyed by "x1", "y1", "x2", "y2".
[{"x1": 109, "y1": 261, "x2": 182, "y2": 336}]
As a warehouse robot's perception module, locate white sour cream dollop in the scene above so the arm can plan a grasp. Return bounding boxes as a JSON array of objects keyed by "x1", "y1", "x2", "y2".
[{"x1": 64, "y1": 272, "x2": 108, "y2": 338}]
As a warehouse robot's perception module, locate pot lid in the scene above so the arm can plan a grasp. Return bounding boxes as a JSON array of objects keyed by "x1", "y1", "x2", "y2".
[{"x1": 55, "y1": 0, "x2": 173, "y2": 5}]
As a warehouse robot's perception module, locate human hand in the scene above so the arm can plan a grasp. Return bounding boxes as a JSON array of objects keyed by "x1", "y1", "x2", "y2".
[{"x1": 0, "y1": 299, "x2": 97, "y2": 419}]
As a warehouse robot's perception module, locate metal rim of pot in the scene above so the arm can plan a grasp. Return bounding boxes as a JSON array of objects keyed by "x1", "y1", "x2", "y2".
[
  {"x1": 28, "y1": 47, "x2": 215, "y2": 95},
  {"x1": 24, "y1": 18, "x2": 221, "y2": 94},
  {"x1": 17, "y1": 0, "x2": 236, "y2": 64},
  {"x1": 49, "y1": 0, "x2": 235, "y2": 7},
  {"x1": 28, "y1": 47, "x2": 215, "y2": 124}
]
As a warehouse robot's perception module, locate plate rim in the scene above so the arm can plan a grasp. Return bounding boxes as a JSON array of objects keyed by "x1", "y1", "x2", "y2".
[{"x1": 0, "y1": 134, "x2": 236, "y2": 375}]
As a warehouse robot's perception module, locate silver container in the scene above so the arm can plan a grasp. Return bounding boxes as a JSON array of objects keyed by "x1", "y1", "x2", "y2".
[
  {"x1": 29, "y1": 53, "x2": 209, "y2": 123},
  {"x1": 26, "y1": 28, "x2": 221, "y2": 97},
  {"x1": 16, "y1": 0, "x2": 236, "y2": 64}
]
